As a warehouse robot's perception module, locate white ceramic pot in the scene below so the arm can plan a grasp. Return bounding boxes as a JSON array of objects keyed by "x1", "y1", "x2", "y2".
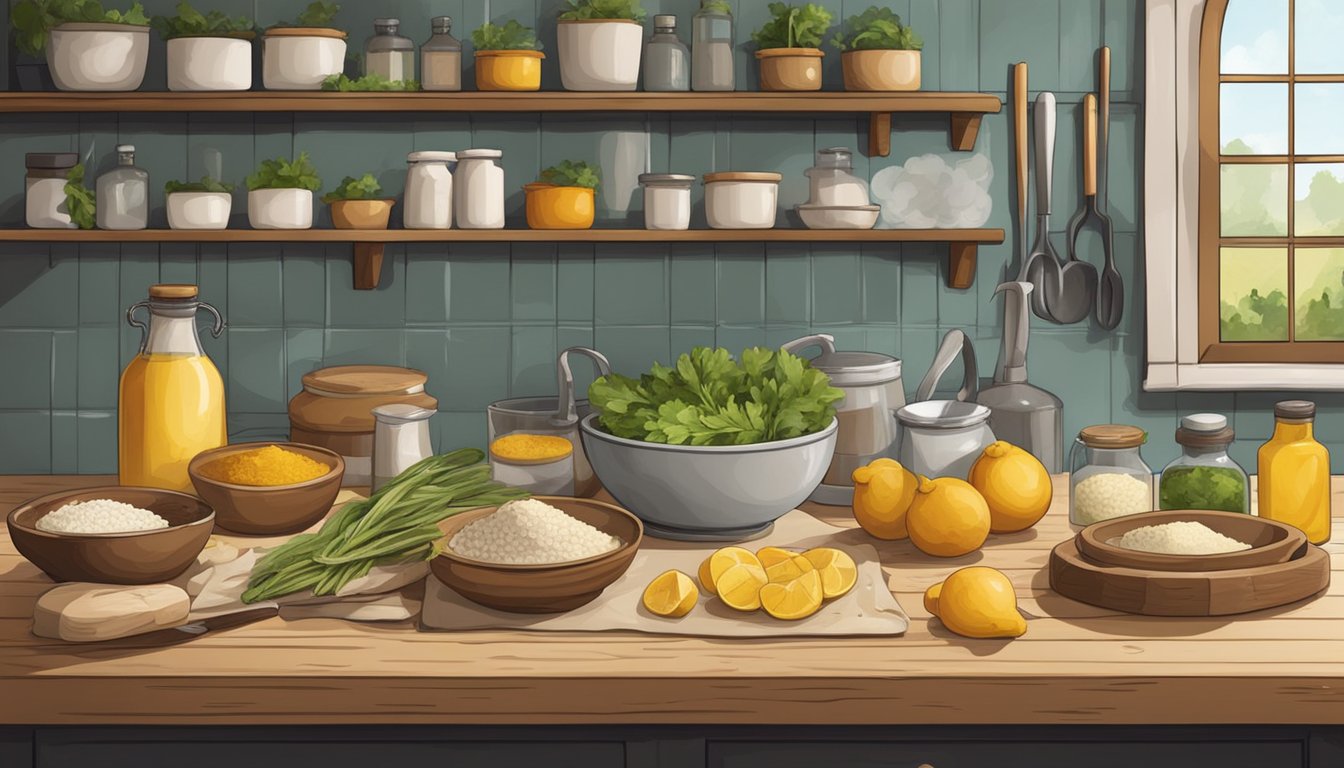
[
  {"x1": 896, "y1": 401, "x2": 996, "y2": 480},
  {"x1": 167, "y1": 192, "x2": 233, "y2": 230},
  {"x1": 262, "y1": 29, "x2": 347, "y2": 90},
  {"x1": 556, "y1": 20, "x2": 643, "y2": 91},
  {"x1": 703, "y1": 172, "x2": 782, "y2": 229},
  {"x1": 248, "y1": 188, "x2": 314, "y2": 229},
  {"x1": 47, "y1": 23, "x2": 150, "y2": 91},
  {"x1": 167, "y1": 36, "x2": 253, "y2": 91}
]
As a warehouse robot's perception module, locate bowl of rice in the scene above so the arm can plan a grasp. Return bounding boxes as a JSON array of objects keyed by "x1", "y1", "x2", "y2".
[
  {"x1": 1076, "y1": 509, "x2": 1308, "y2": 572},
  {"x1": 430, "y1": 496, "x2": 643, "y2": 613},
  {"x1": 188, "y1": 442, "x2": 344, "y2": 535},
  {"x1": 7, "y1": 486, "x2": 215, "y2": 584}
]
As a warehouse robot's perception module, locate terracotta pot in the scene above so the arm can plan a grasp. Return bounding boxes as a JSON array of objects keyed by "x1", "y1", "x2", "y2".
[
  {"x1": 755, "y1": 47, "x2": 824, "y2": 91},
  {"x1": 841, "y1": 49, "x2": 921, "y2": 91},
  {"x1": 475, "y1": 50, "x2": 544, "y2": 91},
  {"x1": 524, "y1": 183, "x2": 595, "y2": 229},
  {"x1": 330, "y1": 198, "x2": 394, "y2": 229}
]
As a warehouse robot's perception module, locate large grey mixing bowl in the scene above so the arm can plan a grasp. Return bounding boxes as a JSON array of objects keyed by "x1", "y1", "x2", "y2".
[{"x1": 579, "y1": 413, "x2": 838, "y2": 541}]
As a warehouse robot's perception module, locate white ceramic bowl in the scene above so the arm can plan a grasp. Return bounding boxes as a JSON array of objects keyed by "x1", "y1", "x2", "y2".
[
  {"x1": 262, "y1": 31, "x2": 346, "y2": 90},
  {"x1": 797, "y1": 204, "x2": 881, "y2": 229},
  {"x1": 556, "y1": 20, "x2": 643, "y2": 91},
  {"x1": 167, "y1": 36, "x2": 253, "y2": 91},
  {"x1": 167, "y1": 192, "x2": 233, "y2": 230},
  {"x1": 47, "y1": 23, "x2": 150, "y2": 91},
  {"x1": 704, "y1": 172, "x2": 781, "y2": 229},
  {"x1": 248, "y1": 188, "x2": 314, "y2": 229}
]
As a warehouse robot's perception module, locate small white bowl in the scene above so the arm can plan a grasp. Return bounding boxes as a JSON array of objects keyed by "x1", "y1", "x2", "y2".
[{"x1": 797, "y1": 204, "x2": 881, "y2": 229}]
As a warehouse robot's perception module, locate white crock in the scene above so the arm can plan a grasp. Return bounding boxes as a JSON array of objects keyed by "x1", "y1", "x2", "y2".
[
  {"x1": 47, "y1": 23, "x2": 150, "y2": 91},
  {"x1": 896, "y1": 400, "x2": 996, "y2": 480},
  {"x1": 248, "y1": 188, "x2": 314, "y2": 229},
  {"x1": 167, "y1": 36, "x2": 253, "y2": 91},
  {"x1": 262, "y1": 32, "x2": 346, "y2": 90},
  {"x1": 167, "y1": 192, "x2": 233, "y2": 230},
  {"x1": 556, "y1": 20, "x2": 643, "y2": 91}
]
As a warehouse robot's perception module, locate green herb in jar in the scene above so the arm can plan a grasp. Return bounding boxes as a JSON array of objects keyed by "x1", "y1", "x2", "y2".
[{"x1": 1158, "y1": 465, "x2": 1248, "y2": 513}]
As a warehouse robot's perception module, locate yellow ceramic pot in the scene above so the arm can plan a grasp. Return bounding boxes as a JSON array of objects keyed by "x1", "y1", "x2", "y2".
[
  {"x1": 330, "y1": 199, "x2": 394, "y2": 229},
  {"x1": 755, "y1": 48, "x2": 824, "y2": 91},
  {"x1": 524, "y1": 183, "x2": 595, "y2": 229},
  {"x1": 475, "y1": 50, "x2": 544, "y2": 91}
]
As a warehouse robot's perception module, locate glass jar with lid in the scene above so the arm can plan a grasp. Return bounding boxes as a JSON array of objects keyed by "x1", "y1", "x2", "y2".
[
  {"x1": 644, "y1": 14, "x2": 689, "y2": 91},
  {"x1": 421, "y1": 16, "x2": 461, "y2": 91},
  {"x1": 1157, "y1": 413, "x2": 1249, "y2": 513},
  {"x1": 97, "y1": 144, "x2": 150, "y2": 230},
  {"x1": 804, "y1": 147, "x2": 870, "y2": 207},
  {"x1": 364, "y1": 18, "x2": 414, "y2": 82},
  {"x1": 691, "y1": 0, "x2": 734, "y2": 91},
  {"x1": 26, "y1": 152, "x2": 78, "y2": 229},
  {"x1": 454, "y1": 149, "x2": 505, "y2": 229},
  {"x1": 404, "y1": 151, "x2": 456, "y2": 229},
  {"x1": 1069, "y1": 424, "x2": 1153, "y2": 526}
]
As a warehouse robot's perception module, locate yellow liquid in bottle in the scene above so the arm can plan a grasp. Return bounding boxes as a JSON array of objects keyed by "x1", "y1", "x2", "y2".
[
  {"x1": 1258, "y1": 420, "x2": 1331, "y2": 544},
  {"x1": 118, "y1": 352, "x2": 227, "y2": 492}
]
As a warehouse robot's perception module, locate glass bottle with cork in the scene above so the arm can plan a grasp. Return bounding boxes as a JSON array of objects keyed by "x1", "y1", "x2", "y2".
[
  {"x1": 1258, "y1": 400, "x2": 1331, "y2": 544},
  {"x1": 1158, "y1": 413, "x2": 1249, "y2": 513}
]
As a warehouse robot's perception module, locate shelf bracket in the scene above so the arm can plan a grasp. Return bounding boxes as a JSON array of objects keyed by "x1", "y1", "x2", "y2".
[
  {"x1": 947, "y1": 242, "x2": 976, "y2": 289},
  {"x1": 868, "y1": 112, "x2": 892, "y2": 157},
  {"x1": 949, "y1": 113, "x2": 982, "y2": 151},
  {"x1": 353, "y1": 242, "x2": 385, "y2": 290}
]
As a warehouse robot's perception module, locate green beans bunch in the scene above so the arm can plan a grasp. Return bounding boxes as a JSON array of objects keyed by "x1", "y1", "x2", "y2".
[{"x1": 241, "y1": 449, "x2": 528, "y2": 604}]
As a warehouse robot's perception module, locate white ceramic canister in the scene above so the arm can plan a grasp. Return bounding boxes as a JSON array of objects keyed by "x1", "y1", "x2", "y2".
[
  {"x1": 166, "y1": 36, "x2": 253, "y2": 91},
  {"x1": 454, "y1": 149, "x2": 506, "y2": 229},
  {"x1": 262, "y1": 28, "x2": 347, "y2": 90},
  {"x1": 556, "y1": 19, "x2": 643, "y2": 91},
  {"x1": 25, "y1": 152, "x2": 77, "y2": 229},
  {"x1": 404, "y1": 151, "x2": 456, "y2": 229},
  {"x1": 167, "y1": 192, "x2": 232, "y2": 230},
  {"x1": 248, "y1": 188, "x2": 314, "y2": 229},
  {"x1": 638, "y1": 173, "x2": 694, "y2": 230},
  {"x1": 896, "y1": 400, "x2": 995, "y2": 480},
  {"x1": 370, "y1": 403, "x2": 434, "y2": 494},
  {"x1": 47, "y1": 22, "x2": 150, "y2": 91},
  {"x1": 703, "y1": 171, "x2": 781, "y2": 229}
]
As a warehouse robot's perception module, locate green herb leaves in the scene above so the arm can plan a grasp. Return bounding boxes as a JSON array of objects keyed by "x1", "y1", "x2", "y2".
[
  {"x1": 831, "y1": 6, "x2": 921, "y2": 51},
  {"x1": 321, "y1": 173, "x2": 382, "y2": 204},
  {"x1": 752, "y1": 2, "x2": 832, "y2": 50},
  {"x1": 246, "y1": 153, "x2": 321, "y2": 192},
  {"x1": 151, "y1": 0, "x2": 252, "y2": 40},
  {"x1": 63, "y1": 163, "x2": 96, "y2": 230},
  {"x1": 164, "y1": 176, "x2": 234, "y2": 194},
  {"x1": 293, "y1": 0, "x2": 338, "y2": 27},
  {"x1": 11, "y1": 0, "x2": 149, "y2": 56},
  {"x1": 539, "y1": 160, "x2": 602, "y2": 189},
  {"x1": 471, "y1": 20, "x2": 540, "y2": 51},
  {"x1": 558, "y1": 0, "x2": 646, "y2": 22},
  {"x1": 700, "y1": 0, "x2": 732, "y2": 15},
  {"x1": 321, "y1": 73, "x2": 421, "y2": 91},
  {"x1": 1158, "y1": 465, "x2": 1248, "y2": 513},
  {"x1": 589, "y1": 346, "x2": 843, "y2": 446}
]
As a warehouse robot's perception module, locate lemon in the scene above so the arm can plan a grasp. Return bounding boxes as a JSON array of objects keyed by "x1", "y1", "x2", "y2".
[
  {"x1": 851, "y1": 458, "x2": 918, "y2": 540},
  {"x1": 642, "y1": 570, "x2": 699, "y2": 618},
  {"x1": 802, "y1": 547, "x2": 858, "y2": 599},
  {"x1": 760, "y1": 570, "x2": 824, "y2": 620},
  {"x1": 924, "y1": 566, "x2": 1026, "y2": 639},
  {"x1": 764, "y1": 553, "x2": 815, "y2": 584},
  {"x1": 906, "y1": 476, "x2": 991, "y2": 557},
  {"x1": 756, "y1": 546, "x2": 797, "y2": 569},
  {"x1": 697, "y1": 556, "x2": 717, "y2": 595},
  {"x1": 715, "y1": 562, "x2": 769, "y2": 611},
  {"x1": 708, "y1": 547, "x2": 761, "y2": 584},
  {"x1": 968, "y1": 441, "x2": 1053, "y2": 533}
]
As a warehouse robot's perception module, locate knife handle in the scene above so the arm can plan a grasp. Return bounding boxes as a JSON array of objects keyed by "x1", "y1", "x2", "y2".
[{"x1": 1083, "y1": 94, "x2": 1097, "y2": 197}]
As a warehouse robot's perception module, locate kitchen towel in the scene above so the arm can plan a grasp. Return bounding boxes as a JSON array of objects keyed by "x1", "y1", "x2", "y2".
[{"x1": 420, "y1": 509, "x2": 909, "y2": 638}]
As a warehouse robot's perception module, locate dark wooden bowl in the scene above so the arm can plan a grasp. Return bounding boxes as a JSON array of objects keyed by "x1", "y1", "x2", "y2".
[
  {"x1": 188, "y1": 442, "x2": 344, "y2": 535},
  {"x1": 7, "y1": 486, "x2": 215, "y2": 584},
  {"x1": 430, "y1": 496, "x2": 643, "y2": 614},
  {"x1": 1077, "y1": 509, "x2": 1307, "y2": 572}
]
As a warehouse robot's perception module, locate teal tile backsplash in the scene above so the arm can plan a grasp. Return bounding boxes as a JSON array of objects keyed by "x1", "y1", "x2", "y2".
[{"x1": 3, "y1": 0, "x2": 1342, "y2": 476}]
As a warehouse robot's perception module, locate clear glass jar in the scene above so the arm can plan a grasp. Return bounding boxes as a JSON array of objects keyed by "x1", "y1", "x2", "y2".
[
  {"x1": 644, "y1": 14, "x2": 689, "y2": 91},
  {"x1": 454, "y1": 149, "x2": 505, "y2": 229},
  {"x1": 804, "y1": 147, "x2": 869, "y2": 207},
  {"x1": 96, "y1": 144, "x2": 149, "y2": 230},
  {"x1": 365, "y1": 18, "x2": 415, "y2": 82},
  {"x1": 691, "y1": 0, "x2": 734, "y2": 91},
  {"x1": 421, "y1": 16, "x2": 461, "y2": 91},
  {"x1": 25, "y1": 152, "x2": 77, "y2": 229},
  {"x1": 1158, "y1": 413, "x2": 1250, "y2": 513},
  {"x1": 1069, "y1": 424, "x2": 1153, "y2": 526},
  {"x1": 404, "y1": 151, "x2": 455, "y2": 229}
]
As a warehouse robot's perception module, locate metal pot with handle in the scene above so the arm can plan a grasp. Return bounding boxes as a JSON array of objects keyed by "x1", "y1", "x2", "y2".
[{"x1": 897, "y1": 329, "x2": 995, "y2": 480}]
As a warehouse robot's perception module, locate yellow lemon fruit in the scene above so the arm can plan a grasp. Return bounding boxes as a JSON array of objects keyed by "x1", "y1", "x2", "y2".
[
  {"x1": 715, "y1": 562, "x2": 769, "y2": 612},
  {"x1": 697, "y1": 556, "x2": 717, "y2": 596},
  {"x1": 707, "y1": 546, "x2": 761, "y2": 586},
  {"x1": 760, "y1": 569, "x2": 824, "y2": 620},
  {"x1": 906, "y1": 476, "x2": 991, "y2": 557},
  {"x1": 851, "y1": 458, "x2": 918, "y2": 540},
  {"x1": 764, "y1": 553, "x2": 815, "y2": 584},
  {"x1": 642, "y1": 570, "x2": 699, "y2": 618},
  {"x1": 756, "y1": 546, "x2": 797, "y2": 569},
  {"x1": 924, "y1": 566, "x2": 1026, "y2": 639},
  {"x1": 968, "y1": 441, "x2": 1053, "y2": 533},
  {"x1": 803, "y1": 547, "x2": 858, "y2": 599}
]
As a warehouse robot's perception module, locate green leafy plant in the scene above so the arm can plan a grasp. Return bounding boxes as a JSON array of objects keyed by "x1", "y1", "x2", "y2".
[
  {"x1": 700, "y1": 0, "x2": 732, "y2": 13},
  {"x1": 271, "y1": 0, "x2": 339, "y2": 28},
  {"x1": 165, "y1": 176, "x2": 233, "y2": 194},
  {"x1": 558, "y1": 0, "x2": 646, "y2": 21},
  {"x1": 831, "y1": 6, "x2": 921, "y2": 51},
  {"x1": 321, "y1": 73, "x2": 420, "y2": 91},
  {"x1": 64, "y1": 163, "x2": 95, "y2": 230},
  {"x1": 471, "y1": 20, "x2": 540, "y2": 51},
  {"x1": 589, "y1": 346, "x2": 844, "y2": 446},
  {"x1": 245, "y1": 153, "x2": 321, "y2": 192},
  {"x1": 151, "y1": 0, "x2": 252, "y2": 39},
  {"x1": 11, "y1": 0, "x2": 150, "y2": 56},
  {"x1": 752, "y1": 2, "x2": 832, "y2": 50},
  {"x1": 539, "y1": 160, "x2": 601, "y2": 189},
  {"x1": 321, "y1": 173, "x2": 382, "y2": 204}
]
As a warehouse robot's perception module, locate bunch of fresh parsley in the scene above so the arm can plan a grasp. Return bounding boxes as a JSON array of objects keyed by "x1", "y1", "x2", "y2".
[
  {"x1": 752, "y1": 2, "x2": 832, "y2": 50},
  {"x1": 539, "y1": 160, "x2": 601, "y2": 189},
  {"x1": 321, "y1": 173, "x2": 382, "y2": 204},
  {"x1": 246, "y1": 153, "x2": 321, "y2": 192}
]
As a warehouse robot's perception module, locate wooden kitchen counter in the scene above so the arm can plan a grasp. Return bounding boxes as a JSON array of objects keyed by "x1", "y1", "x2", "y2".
[{"x1": 3, "y1": 474, "x2": 1344, "y2": 727}]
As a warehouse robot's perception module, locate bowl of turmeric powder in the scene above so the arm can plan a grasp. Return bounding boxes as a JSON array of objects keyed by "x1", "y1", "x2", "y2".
[{"x1": 188, "y1": 442, "x2": 345, "y2": 535}]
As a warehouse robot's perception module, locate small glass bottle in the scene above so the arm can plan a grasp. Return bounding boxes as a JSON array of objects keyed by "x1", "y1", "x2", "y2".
[
  {"x1": 96, "y1": 144, "x2": 149, "y2": 230},
  {"x1": 1259, "y1": 400, "x2": 1331, "y2": 544},
  {"x1": 691, "y1": 0, "x2": 734, "y2": 91},
  {"x1": 365, "y1": 18, "x2": 415, "y2": 82},
  {"x1": 1069, "y1": 424, "x2": 1153, "y2": 526},
  {"x1": 1158, "y1": 413, "x2": 1249, "y2": 513},
  {"x1": 644, "y1": 14, "x2": 689, "y2": 91},
  {"x1": 421, "y1": 16, "x2": 462, "y2": 91},
  {"x1": 804, "y1": 147, "x2": 870, "y2": 206}
]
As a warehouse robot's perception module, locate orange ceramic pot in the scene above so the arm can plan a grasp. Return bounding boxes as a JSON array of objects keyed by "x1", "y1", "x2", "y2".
[
  {"x1": 524, "y1": 183, "x2": 595, "y2": 229},
  {"x1": 476, "y1": 50, "x2": 544, "y2": 91},
  {"x1": 755, "y1": 47, "x2": 824, "y2": 91},
  {"x1": 329, "y1": 199, "x2": 394, "y2": 229},
  {"x1": 841, "y1": 49, "x2": 921, "y2": 91}
]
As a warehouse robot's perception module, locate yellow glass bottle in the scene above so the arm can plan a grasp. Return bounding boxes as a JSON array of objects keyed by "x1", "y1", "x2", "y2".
[
  {"x1": 118, "y1": 284, "x2": 227, "y2": 492},
  {"x1": 1258, "y1": 400, "x2": 1331, "y2": 544}
]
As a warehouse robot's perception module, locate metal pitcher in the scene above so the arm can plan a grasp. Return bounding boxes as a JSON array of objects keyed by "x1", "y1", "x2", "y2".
[{"x1": 896, "y1": 329, "x2": 995, "y2": 480}]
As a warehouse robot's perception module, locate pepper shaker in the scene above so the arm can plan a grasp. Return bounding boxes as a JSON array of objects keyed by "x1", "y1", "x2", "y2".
[{"x1": 371, "y1": 403, "x2": 434, "y2": 492}]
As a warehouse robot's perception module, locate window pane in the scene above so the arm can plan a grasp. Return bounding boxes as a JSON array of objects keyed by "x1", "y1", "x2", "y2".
[
  {"x1": 1295, "y1": 163, "x2": 1344, "y2": 235},
  {"x1": 1296, "y1": 248, "x2": 1344, "y2": 340},
  {"x1": 1295, "y1": 84, "x2": 1344, "y2": 154},
  {"x1": 1220, "y1": 248, "x2": 1289, "y2": 341},
  {"x1": 1296, "y1": 0, "x2": 1344, "y2": 73},
  {"x1": 1221, "y1": 163, "x2": 1288, "y2": 235},
  {"x1": 1222, "y1": 0, "x2": 1288, "y2": 73},
  {"x1": 1220, "y1": 84, "x2": 1288, "y2": 155}
]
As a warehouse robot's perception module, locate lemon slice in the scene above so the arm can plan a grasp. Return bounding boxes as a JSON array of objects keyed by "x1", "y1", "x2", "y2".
[
  {"x1": 708, "y1": 547, "x2": 761, "y2": 586},
  {"x1": 715, "y1": 562, "x2": 768, "y2": 612},
  {"x1": 764, "y1": 553, "x2": 815, "y2": 585},
  {"x1": 760, "y1": 570, "x2": 823, "y2": 620},
  {"x1": 802, "y1": 547, "x2": 858, "y2": 599},
  {"x1": 697, "y1": 556, "x2": 717, "y2": 596},
  {"x1": 642, "y1": 570, "x2": 698, "y2": 618},
  {"x1": 755, "y1": 546, "x2": 797, "y2": 569}
]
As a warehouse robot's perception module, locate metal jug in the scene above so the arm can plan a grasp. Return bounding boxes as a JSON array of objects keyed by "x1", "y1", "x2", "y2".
[{"x1": 897, "y1": 329, "x2": 995, "y2": 480}]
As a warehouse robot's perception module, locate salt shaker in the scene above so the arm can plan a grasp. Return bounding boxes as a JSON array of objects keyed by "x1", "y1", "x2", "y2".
[{"x1": 371, "y1": 403, "x2": 434, "y2": 493}]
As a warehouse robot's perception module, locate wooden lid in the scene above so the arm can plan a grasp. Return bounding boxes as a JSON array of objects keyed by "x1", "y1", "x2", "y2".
[
  {"x1": 475, "y1": 49, "x2": 544, "y2": 59},
  {"x1": 703, "y1": 171, "x2": 783, "y2": 183},
  {"x1": 301, "y1": 365, "x2": 427, "y2": 396},
  {"x1": 1078, "y1": 424, "x2": 1147, "y2": 449},
  {"x1": 755, "y1": 47, "x2": 824, "y2": 59},
  {"x1": 264, "y1": 26, "x2": 347, "y2": 39},
  {"x1": 149, "y1": 284, "x2": 198, "y2": 300}
]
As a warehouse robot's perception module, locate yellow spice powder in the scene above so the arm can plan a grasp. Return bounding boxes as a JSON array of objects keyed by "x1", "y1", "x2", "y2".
[
  {"x1": 201, "y1": 445, "x2": 330, "y2": 486},
  {"x1": 490, "y1": 433, "x2": 573, "y2": 463}
]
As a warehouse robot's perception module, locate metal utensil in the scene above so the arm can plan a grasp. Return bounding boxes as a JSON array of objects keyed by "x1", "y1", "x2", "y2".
[
  {"x1": 1024, "y1": 91, "x2": 1066, "y2": 321},
  {"x1": 1058, "y1": 93, "x2": 1104, "y2": 325},
  {"x1": 1094, "y1": 46, "x2": 1125, "y2": 329}
]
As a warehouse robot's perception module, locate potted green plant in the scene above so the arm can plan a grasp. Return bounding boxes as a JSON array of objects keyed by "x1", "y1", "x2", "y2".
[
  {"x1": 153, "y1": 1, "x2": 254, "y2": 91},
  {"x1": 321, "y1": 174, "x2": 394, "y2": 229},
  {"x1": 64, "y1": 164, "x2": 96, "y2": 230},
  {"x1": 831, "y1": 6, "x2": 922, "y2": 91},
  {"x1": 11, "y1": 0, "x2": 151, "y2": 91},
  {"x1": 525, "y1": 160, "x2": 600, "y2": 229},
  {"x1": 751, "y1": 2, "x2": 831, "y2": 92},
  {"x1": 556, "y1": 0, "x2": 645, "y2": 91},
  {"x1": 166, "y1": 177, "x2": 234, "y2": 230},
  {"x1": 246, "y1": 154, "x2": 321, "y2": 230},
  {"x1": 262, "y1": 1, "x2": 346, "y2": 90},
  {"x1": 472, "y1": 20, "x2": 544, "y2": 91}
]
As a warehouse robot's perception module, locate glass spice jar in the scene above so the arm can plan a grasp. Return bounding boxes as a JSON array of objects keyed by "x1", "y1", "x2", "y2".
[
  {"x1": 421, "y1": 16, "x2": 462, "y2": 91},
  {"x1": 1158, "y1": 413, "x2": 1249, "y2": 513},
  {"x1": 364, "y1": 18, "x2": 415, "y2": 82},
  {"x1": 691, "y1": 0, "x2": 734, "y2": 91},
  {"x1": 1069, "y1": 424, "x2": 1153, "y2": 526},
  {"x1": 644, "y1": 14, "x2": 689, "y2": 91}
]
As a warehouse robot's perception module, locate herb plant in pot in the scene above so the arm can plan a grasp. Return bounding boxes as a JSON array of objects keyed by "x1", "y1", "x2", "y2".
[
  {"x1": 752, "y1": 2, "x2": 831, "y2": 91},
  {"x1": 832, "y1": 6, "x2": 922, "y2": 91},
  {"x1": 153, "y1": 1, "x2": 254, "y2": 91},
  {"x1": 11, "y1": 0, "x2": 152, "y2": 91},
  {"x1": 525, "y1": 161, "x2": 600, "y2": 229},
  {"x1": 472, "y1": 21, "x2": 544, "y2": 91},
  {"x1": 556, "y1": 0, "x2": 645, "y2": 91},
  {"x1": 262, "y1": 1, "x2": 346, "y2": 90},
  {"x1": 246, "y1": 154, "x2": 321, "y2": 230},
  {"x1": 166, "y1": 176, "x2": 234, "y2": 230},
  {"x1": 322, "y1": 174, "x2": 394, "y2": 229}
]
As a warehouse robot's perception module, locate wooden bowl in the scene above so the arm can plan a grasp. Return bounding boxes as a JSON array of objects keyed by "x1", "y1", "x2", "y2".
[
  {"x1": 1077, "y1": 509, "x2": 1307, "y2": 572},
  {"x1": 7, "y1": 486, "x2": 215, "y2": 584},
  {"x1": 188, "y1": 442, "x2": 344, "y2": 535},
  {"x1": 429, "y1": 496, "x2": 643, "y2": 614}
]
